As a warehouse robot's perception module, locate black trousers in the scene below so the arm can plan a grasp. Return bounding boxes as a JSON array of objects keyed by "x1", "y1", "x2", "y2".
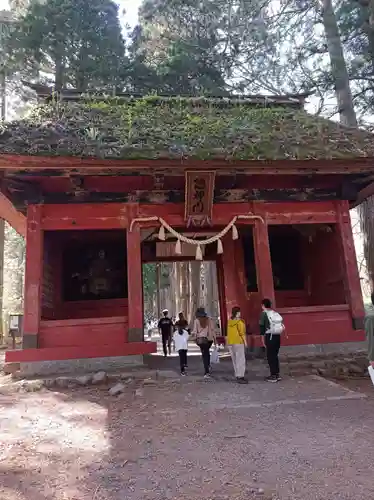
[
  {"x1": 178, "y1": 349, "x2": 188, "y2": 373},
  {"x1": 264, "y1": 334, "x2": 281, "y2": 376},
  {"x1": 161, "y1": 332, "x2": 171, "y2": 356},
  {"x1": 199, "y1": 341, "x2": 213, "y2": 375}
]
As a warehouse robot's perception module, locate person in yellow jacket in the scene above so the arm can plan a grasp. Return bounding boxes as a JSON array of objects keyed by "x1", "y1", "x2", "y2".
[{"x1": 226, "y1": 306, "x2": 248, "y2": 384}]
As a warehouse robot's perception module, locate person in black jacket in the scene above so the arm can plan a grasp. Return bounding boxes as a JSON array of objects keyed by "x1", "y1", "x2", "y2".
[
  {"x1": 158, "y1": 309, "x2": 173, "y2": 357},
  {"x1": 259, "y1": 298, "x2": 282, "y2": 383}
]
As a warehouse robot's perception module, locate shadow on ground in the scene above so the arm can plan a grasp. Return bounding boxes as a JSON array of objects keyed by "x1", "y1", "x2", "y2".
[{"x1": 0, "y1": 370, "x2": 373, "y2": 500}]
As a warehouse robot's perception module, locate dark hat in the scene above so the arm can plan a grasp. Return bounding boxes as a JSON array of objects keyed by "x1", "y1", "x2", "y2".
[{"x1": 196, "y1": 307, "x2": 207, "y2": 318}]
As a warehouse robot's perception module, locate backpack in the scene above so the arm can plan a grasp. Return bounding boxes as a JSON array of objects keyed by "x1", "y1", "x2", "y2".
[{"x1": 265, "y1": 310, "x2": 285, "y2": 335}]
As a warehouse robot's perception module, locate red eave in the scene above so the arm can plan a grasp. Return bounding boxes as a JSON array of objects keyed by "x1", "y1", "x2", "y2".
[
  {"x1": 0, "y1": 192, "x2": 26, "y2": 237},
  {"x1": 0, "y1": 154, "x2": 374, "y2": 174}
]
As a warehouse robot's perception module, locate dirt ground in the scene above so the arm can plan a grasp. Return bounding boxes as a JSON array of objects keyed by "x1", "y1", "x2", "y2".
[{"x1": 0, "y1": 373, "x2": 373, "y2": 500}]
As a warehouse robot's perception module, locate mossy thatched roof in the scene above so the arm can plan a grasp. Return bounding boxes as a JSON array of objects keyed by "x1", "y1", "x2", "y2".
[{"x1": 0, "y1": 96, "x2": 374, "y2": 161}]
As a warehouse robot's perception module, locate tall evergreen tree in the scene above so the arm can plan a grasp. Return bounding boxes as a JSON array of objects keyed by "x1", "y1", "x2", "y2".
[
  {"x1": 131, "y1": 0, "x2": 228, "y2": 93},
  {"x1": 131, "y1": 0, "x2": 281, "y2": 94},
  {"x1": 10, "y1": 0, "x2": 127, "y2": 90}
]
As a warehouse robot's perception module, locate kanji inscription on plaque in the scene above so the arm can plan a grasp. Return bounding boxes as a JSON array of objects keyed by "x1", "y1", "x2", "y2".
[{"x1": 184, "y1": 170, "x2": 215, "y2": 226}]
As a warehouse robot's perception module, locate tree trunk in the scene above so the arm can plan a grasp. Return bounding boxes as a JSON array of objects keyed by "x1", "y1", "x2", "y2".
[
  {"x1": 180, "y1": 262, "x2": 189, "y2": 317},
  {"x1": 156, "y1": 262, "x2": 161, "y2": 318},
  {"x1": 190, "y1": 261, "x2": 201, "y2": 320},
  {"x1": 0, "y1": 68, "x2": 6, "y2": 121},
  {"x1": 186, "y1": 262, "x2": 191, "y2": 319},
  {"x1": 321, "y1": 0, "x2": 357, "y2": 127},
  {"x1": 165, "y1": 263, "x2": 172, "y2": 314},
  {"x1": 211, "y1": 262, "x2": 219, "y2": 318},
  {"x1": 205, "y1": 261, "x2": 218, "y2": 318},
  {"x1": 206, "y1": 262, "x2": 213, "y2": 316},
  {"x1": 173, "y1": 262, "x2": 181, "y2": 315},
  {"x1": 54, "y1": 46, "x2": 64, "y2": 91},
  {"x1": 355, "y1": 1, "x2": 374, "y2": 289},
  {"x1": 201, "y1": 263, "x2": 207, "y2": 310},
  {"x1": 169, "y1": 262, "x2": 176, "y2": 318},
  {"x1": 358, "y1": 200, "x2": 374, "y2": 288},
  {"x1": 320, "y1": 1, "x2": 374, "y2": 292}
]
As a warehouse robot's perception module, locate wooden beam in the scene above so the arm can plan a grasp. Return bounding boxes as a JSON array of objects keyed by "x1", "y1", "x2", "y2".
[
  {"x1": 4, "y1": 177, "x2": 42, "y2": 198},
  {"x1": 215, "y1": 187, "x2": 341, "y2": 202},
  {"x1": 1, "y1": 154, "x2": 374, "y2": 175},
  {"x1": 16, "y1": 187, "x2": 344, "y2": 206},
  {"x1": 335, "y1": 201, "x2": 365, "y2": 329},
  {"x1": 351, "y1": 180, "x2": 374, "y2": 208},
  {"x1": 233, "y1": 236, "x2": 250, "y2": 316},
  {"x1": 262, "y1": 201, "x2": 338, "y2": 225},
  {"x1": 2, "y1": 177, "x2": 43, "y2": 213},
  {"x1": 23, "y1": 205, "x2": 43, "y2": 348},
  {"x1": 26, "y1": 85, "x2": 309, "y2": 107},
  {"x1": 24, "y1": 190, "x2": 184, "y2": 204},
  {"x1": 126, "y1": 204, "x2": 143, "y2": 342},
  {"x1": 0, "y1": 192, "x2": 26, "y2": 236},
  {"x1": 340, "y1": 180, "x2": 358, "y2": 201},
  {"x1": 219, "y1": 237, "x2": 242, "y2": 316},
  {"x1": 253, "y1": 204, "x2": 275, "y2": 305},
  {"x1": 216, "y1": 256, "x2": 228, "y2": 333},
  {"x1": 41, "y1": 201, "x2": 339, "y2": 231}
]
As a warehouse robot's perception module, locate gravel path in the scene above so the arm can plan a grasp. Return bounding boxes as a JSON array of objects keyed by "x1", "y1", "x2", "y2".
[{"x1": 0, "y1": 375, "x2": 373, "y2": 500}]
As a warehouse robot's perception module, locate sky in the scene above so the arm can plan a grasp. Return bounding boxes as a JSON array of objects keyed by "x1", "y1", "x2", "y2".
[
  {"x1": 122, "y1": 0, "x2": 141, "y2": 27},
  {"x1": 0, "y1": 0, "x2": 142, "y2": 28},
  {"x1": 0, "y1": 0, "x2": 324, "y2": 115}
]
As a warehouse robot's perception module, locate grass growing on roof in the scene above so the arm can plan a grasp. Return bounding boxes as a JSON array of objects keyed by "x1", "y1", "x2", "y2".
[{"x1": 0, "y1": 96, "x2": 373, "y2": 160}]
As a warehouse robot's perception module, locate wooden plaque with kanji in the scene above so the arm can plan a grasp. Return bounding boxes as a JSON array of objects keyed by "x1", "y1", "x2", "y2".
[{"x1": 184, "y1": 170, "x2": 215, "y2": 226}]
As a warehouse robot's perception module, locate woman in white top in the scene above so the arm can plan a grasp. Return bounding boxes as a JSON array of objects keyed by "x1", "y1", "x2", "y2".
[
  {"x1": 191, "y1": 307, "x2": 217, "y2": 378},
  {"x1": 173, "y1": 327, "x2": 189, "y2": 375}
]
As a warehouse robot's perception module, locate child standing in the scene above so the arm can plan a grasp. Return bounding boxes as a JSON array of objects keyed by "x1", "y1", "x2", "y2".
[{"x1": 173, "y1": 327, "x2": 189, "y2": 375}]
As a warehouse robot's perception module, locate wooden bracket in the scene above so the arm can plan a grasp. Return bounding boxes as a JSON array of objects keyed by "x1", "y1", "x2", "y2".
[
  {"x1": 4, "y1": 177, "x2": 43, "y2": 206},
  {"x1": 69, "y1": 175, "x2": 85, "y2": 189},
  {"x1": 351, "y1": 180, "x2": 374, "y2": 208},
  {"x1": 0, "y1": 192, "x2": 26, "y2": 236}
]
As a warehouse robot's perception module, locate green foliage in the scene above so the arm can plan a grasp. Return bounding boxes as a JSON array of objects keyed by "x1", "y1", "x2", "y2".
[
  {"x1": 142, "y1": 262, "x2": 169, "y2": 300},
  {"x1": 10, "y1": 0, "x2": 126, "y2": 90},
  {"x1": 142, "y1": 263, "x2": 156, "y2": 299},
  {"x1": 130, "y1": 0, "x2": 273, "y2": 94}
]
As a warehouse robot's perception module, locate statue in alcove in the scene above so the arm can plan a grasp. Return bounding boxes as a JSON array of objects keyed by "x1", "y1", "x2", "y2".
[
  {"x1": 64, "y1": 238, "x2": 127, "y2": 302},
  {"x1": 88, "y1": 249, "x2": 114, "y2": 296}
]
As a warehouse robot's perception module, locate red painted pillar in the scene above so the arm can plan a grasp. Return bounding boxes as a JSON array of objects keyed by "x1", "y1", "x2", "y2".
[
  {"x1": 336, "y1": 201, "x2": 364, "y2": 329},
  {"x1": 23, "y1": 204, "x2": 43, "y2": 349},
  {"x1": 253, "y1": 207, "x2": 275, "y2": 305},
  {"x1": 220, "y1": 236, "x2": 241, "y2": 320},
  {"x1": 126, "y1": 224, "x2": 144, "y2": 342},
  {"x1": 234, "y1": 236, "x2": 249, "y2": 314},
  {"x1": 216, "y1": 255, "x2": 227, "y2": 333}
]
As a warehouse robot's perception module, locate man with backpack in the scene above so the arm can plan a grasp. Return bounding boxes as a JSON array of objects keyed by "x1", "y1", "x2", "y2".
[{"x1": 259, "y1": 298, "x2": 285, "y2": 382}]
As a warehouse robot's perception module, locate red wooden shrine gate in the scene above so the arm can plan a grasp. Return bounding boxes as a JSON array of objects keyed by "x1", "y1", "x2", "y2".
[{"x1": 5, "y1": 198, "x2": 365, "y2": 365}]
